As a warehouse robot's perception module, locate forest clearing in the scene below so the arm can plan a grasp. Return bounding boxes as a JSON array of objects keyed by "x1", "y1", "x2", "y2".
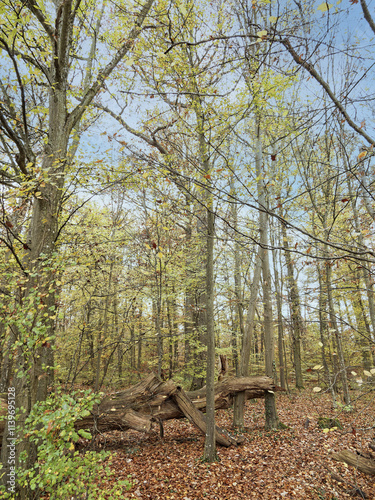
[{"x1": 1, "y1": 0, "x2": 375, "y2": 498}]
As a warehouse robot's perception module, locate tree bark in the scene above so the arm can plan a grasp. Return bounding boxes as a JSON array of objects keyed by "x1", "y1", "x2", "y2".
[
  {"x1": 331, "y1": 450, "x2": 375, "y2": 476},
  {"x1": 256, "y1": 119, "x2": 279, "y2": 430},
  {"x1": 204, "y1": 205, "x2": 216, "y2": 460}
]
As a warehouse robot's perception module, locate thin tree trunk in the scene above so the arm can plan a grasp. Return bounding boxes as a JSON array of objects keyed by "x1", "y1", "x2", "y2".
[
  {"x1": 113, "y1": 293, "x2": 122, "y2": 380},
  {"x1": 167, "y1": 292, "x2": 176, "y2": 379},
  {"x1": 95, "y1": 312, "x2": 104, "y2": 392},
  {"x1": 155, "y1": 267, "x2": 163, "y2": 379},
  {"x1": 281, "y1": 223, "x2": 304, "y2": 389},
  {"x1": 325, "y1": 261, "x2": 351, "y2": 404},
  {"x1": 351, "y1": 273, "x2": 372, "y2": 370},
  {"x1": 203, "y1": 206, "x2": 217, "y2": 461},
  {"x1": 317, "y1": 267, "x2": 337, "y2": 407},
  {"x1": 0, "y1": 330, "x2": 13, "y2": 394},
  {"x1": 183, "y1": 204, "x2": 194, "y2": 379},
  {"x1": 231, "y1": 182, "x2": 244, "y2": 376},
  {"x1": 272, "y1": 240, "x2": 286, "y2": 390},
  {"x1": 137, "y1": 301, "x2": 143, "y2": 371},
  {"x1": 347, "y1": 177, "x2": 375, "y2": 341},
  {"x1": 189, "y1": 206, "x2": 208, "y2": 391},
  {"x1": 256, "y1": 119, "x2": 279, "y2": 430},
  {"x1": 233, "y1": 246, "x2": 262, "y2": 430},
  {"x1": 130, "y1": 303, "x2": 136, "y2": 370}
]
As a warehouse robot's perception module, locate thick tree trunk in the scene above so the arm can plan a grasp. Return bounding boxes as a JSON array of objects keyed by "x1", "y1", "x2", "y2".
[{"x1": 14, "y1": 140, "x2": 68, "y2": 497}]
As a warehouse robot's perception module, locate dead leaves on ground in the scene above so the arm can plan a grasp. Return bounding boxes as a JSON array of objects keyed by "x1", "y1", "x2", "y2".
[{"x1": 101, "y1": 393, "x2": 374, "y2": 499}]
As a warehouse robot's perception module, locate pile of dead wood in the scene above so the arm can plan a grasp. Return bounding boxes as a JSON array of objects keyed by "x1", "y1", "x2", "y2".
[
  {"x1": 75, "y1": 374, "x2": 282, "y2": 446},
  {"x1": 0, "y1": 374, "x2": 281, "y2": 446}
]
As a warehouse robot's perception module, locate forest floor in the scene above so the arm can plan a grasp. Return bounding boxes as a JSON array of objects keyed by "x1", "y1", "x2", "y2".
[{"x1": 96, "y1": 391, "x2": 375, "y2": 500}]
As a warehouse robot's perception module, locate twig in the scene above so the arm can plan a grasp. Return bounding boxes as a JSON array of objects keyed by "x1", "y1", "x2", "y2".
[{"x1": 326, "y1": 467, "x2": 367, "y2": 499}]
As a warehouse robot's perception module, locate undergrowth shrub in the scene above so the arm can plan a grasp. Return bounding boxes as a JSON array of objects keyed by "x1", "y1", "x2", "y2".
[{"x1": 0, "y1": 389, "x2": 132, "y2": 499}]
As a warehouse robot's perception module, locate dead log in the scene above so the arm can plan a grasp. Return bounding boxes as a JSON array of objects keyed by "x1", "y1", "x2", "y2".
[
  {"x1": 172, "y1": 385, "x2": 240, "y2": 447},
  {"x1": 0, "y1": 374, "x2": 282, "y2": 445},
  {"x1": 331, "y1": 449, "x2": 375, "y2": 475}
]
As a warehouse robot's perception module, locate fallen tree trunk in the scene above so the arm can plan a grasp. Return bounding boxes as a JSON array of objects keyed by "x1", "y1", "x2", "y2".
[
  {"x1": 331, "y1": 449, "x2": 375, "y2": 475},
  {"x1": 171, "y1": 385, "x2": 241, "y2": 447},
  {"x1": 0, "y1": 374, "x2": 282, "y2": 446}
]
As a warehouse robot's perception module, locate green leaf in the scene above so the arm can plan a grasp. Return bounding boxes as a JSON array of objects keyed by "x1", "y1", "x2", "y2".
[{"x1": 78, "y1": 429, "x2": 92, "y2": 439}]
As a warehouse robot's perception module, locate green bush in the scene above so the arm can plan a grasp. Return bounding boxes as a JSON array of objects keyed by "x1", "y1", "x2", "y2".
[{"x1": 0, "y1": 389, "x2": 132, "y2": 499}]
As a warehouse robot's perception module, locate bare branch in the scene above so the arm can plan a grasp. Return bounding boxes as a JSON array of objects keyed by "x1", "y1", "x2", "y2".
[
  {"x1": 360, "y1": 0, "x2": 375, "y2": 35},
  {"x1": 164, "y1": 34, "x2": 261, "y2": 55},
  {"x1": 0, "y1": 237, "x2": 28, "y2": 275},
  {"x1": 0, "y1": 113, "x2": 30, "y2": 176},
  {"x1": 23, "y1": 0, "x2": 54, "y2": 41},
  {"x1": 66, "y1": 0, "x2": 156, "y2": 132},
  {"x1": 280, "y1": 37, "x2": 375, "y2": 145},
  {"x1": 93, "y1": 102, "x2": 168, "y2": 154}
]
